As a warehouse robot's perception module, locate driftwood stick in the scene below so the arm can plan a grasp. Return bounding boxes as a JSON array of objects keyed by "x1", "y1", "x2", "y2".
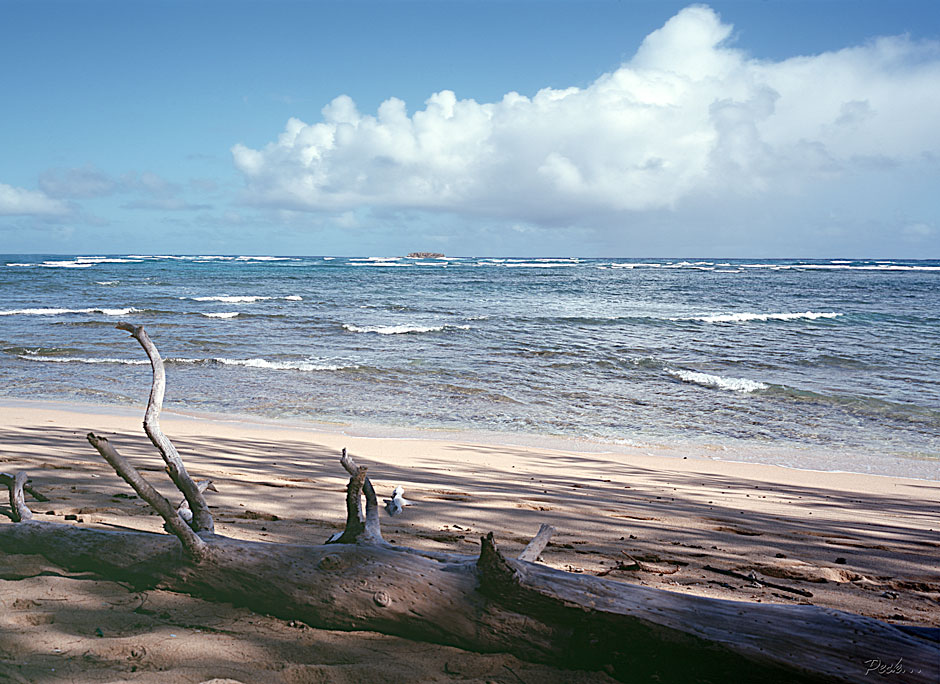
[
  {"x1": 115, "y1": 323, "x2": 214, "y2": 533},
  {"x1": 0, "y1": 472, "x2": 33, "y2": 522},
  {"x1": 328, "y1": 465, "x2": 367, "y2": 544},
  {"x1": 518, "y1": 523, "x2": 555, "y2": 562},
  {"x1": 338, "y1": 449, "x2": 384, "y2": 544},
  {"x1": 23, "y1": 483, "x2": 49, "y2": 502},
  {"x1": 339, "y1": 449, "x2": 365, "y2": 521},
  {"x1": 87, "y1": 432, "x2": 209, "y2": 561},
  {"x1": 703, "y1": 564, "x2": 814, "y2": 598}
]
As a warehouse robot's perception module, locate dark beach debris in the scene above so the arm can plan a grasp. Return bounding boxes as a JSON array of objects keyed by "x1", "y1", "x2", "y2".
[{"x1": 703, "y1": 565, "x2": 814, "y2": 598}]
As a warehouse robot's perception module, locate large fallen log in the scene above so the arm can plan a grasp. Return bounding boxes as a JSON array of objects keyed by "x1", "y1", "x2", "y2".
[{"x1": 1, "y1": 325, "x2": 936, "y2": 683}]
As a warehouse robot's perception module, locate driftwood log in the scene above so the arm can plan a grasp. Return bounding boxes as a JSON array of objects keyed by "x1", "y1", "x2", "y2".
[{"x1": 1, "y1": 325, "x2": 937, "y2": 683}]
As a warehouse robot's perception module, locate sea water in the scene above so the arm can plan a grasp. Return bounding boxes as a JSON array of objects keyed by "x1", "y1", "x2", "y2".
[{"x1": 1, "y1": 255, "x2": 937, "y2": 479}]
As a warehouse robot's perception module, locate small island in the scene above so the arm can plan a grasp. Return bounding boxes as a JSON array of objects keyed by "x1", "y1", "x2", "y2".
[{"x1": 407, "y1": 252, "x2": 445, "y2": 259}]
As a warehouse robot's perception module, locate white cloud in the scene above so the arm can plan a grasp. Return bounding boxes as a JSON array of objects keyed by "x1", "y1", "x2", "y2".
[
  {"x1": 232, "y1": 5, "x2": 940, "y2": 229},
  {"x1": 0, "y1": 183, "x2": 69, "y2": 216}
]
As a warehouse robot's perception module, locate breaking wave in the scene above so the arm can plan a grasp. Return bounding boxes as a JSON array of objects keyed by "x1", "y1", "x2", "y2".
[
  {"x1": 665, "y1": 368, "x2": 768, "y2": 393},
  {"x1": 343, "y1": 323, "x2": 470, "y2": 335},
  {"x1": 0, "y1": 307, "x2": 139, "y2": 317},
  {"x1": 676, "y1": 312, "x2": 843, "y2": 323}
]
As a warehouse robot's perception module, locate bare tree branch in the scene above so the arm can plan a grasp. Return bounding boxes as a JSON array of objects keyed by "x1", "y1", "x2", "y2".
[
  {"x1": 518, "y1": 523, "x2": 555, "y2": 563},
  {"x1": 115, "y1": 322, "x2": 214, "y2": 533},
  {"x1": 0, "y1": 472, "x2": 33, "y2": 522},
  {"x1": 86, "y1": 432, "x2": 209, "y2": 561},
  {"x1": 334, "y1": 449, "x2": 384, "y2": 544}
]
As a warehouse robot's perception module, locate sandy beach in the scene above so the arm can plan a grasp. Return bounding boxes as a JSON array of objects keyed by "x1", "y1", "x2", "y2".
[{"x1": 1, "y1": 400, "x2": 938, "y2": 683}]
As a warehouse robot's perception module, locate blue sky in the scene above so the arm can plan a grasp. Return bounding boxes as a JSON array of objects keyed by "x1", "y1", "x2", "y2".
[{"x1": 1, "y1": 0, "x2": 938, "y2": 257}]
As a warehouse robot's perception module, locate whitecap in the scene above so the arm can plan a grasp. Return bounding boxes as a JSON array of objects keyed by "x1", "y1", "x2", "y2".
[
  {"x1": 343, "y1": 323, "x2": 470, "y2": 335},
  {"x1": 676, "y1": 312, "x2": 842, "y2": 323},
  {"x1": 665, "y1": 368, "x2": 768, "y2": 393},
  {"x1": 202, "y1": 312, "x2": 239, "y2": 318},
  {"x1": 191, "y1": 295, "x2": 271, "y2": 303},
  {"x1": 283, "y1": 295, "x2": 303, "y2": 301},
  {"x1": 96, "y1": 281, "x2": 119, "y2": 285},
  {"x1": 18, "y1": 355, "x2": 148, "y2": 365},
  {"x1": 41, "y1": 260, "x2": 94, "y2": 268},
  {"x1": 6, "y1": 263, "x2": 34, "y2": 267},
  {"x1": 212, "y1": 357, "x2": 354, "y2": 371},
  {"x1": 0, "y1": 307, "x2": 139, "y2": 316}
]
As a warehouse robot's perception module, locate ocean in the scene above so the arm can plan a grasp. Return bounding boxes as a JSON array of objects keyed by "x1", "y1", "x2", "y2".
[{"x1": 1, "y1": 254, "x2": 937, "y2": 479}]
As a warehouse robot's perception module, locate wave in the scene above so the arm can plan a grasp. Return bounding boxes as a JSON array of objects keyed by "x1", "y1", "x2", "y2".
[
  {"x1": 210, "y1": 357, "x2": 355, "y2": 371},
  {"x1": 96, "y1": 281, "x2": 119, "y2": 285},
  {"x1": 0, "y1": 307, "x2": 139, "y2": 316},
  {"x1": 676, "y1": 312, "x2": 843, "y2": 323},
  {"x1": 201, "y1": 312, "x2": 239, "y2": 318},
  {"x1": 15, "y1": 354, "x2": 354, "y2": 372},
  {"x1": 343, "y1": 323, "x2": 470, "y2": 335},
  {"x1": 665, "y1": 368, "x2": 768, "y2": 393},
  {"x1": 187, "y1": 294, "x2": 302, "y2": 303},
  {"x1": 18, "y1": 355, "x2": 148, "y2": 365},
  {"x1": 40, "y1": 260, "x2": 94, "y2": 268}
]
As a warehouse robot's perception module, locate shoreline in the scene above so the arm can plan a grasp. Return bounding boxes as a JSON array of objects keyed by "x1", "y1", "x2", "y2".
[
  {"x1": 2, "y1": 396, "x2": 937, "y2": 482},
  {"x1": 2, "y1": 395, "x2": 938, "y2": 681}
]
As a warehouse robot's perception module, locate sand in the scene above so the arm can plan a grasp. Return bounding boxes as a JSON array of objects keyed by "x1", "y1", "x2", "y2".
[{"x1": 1, "y1": 400, "x2": 938, "y2": 683}]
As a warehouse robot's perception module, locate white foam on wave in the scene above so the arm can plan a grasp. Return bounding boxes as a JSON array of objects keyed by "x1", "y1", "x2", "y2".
[
  {"x1": 202, "y1": 312, "x2": 239, "y2": 318},
  {"x1": 503, "y1": 262, "x2": 576, "y2": 268},
  {"x1": 96, "y1": 281, "x2": 119, "y2": 285},
  {"x1": 212, "y1": 357, "x2": 353, "y2": 371},
  {"x1": 188, "y1": 294, "x2": 301, "y2": 303},
  {"x1": 0, "y1": 307, "x2": 139, "y2": 316},
  {"x1": 349, "y1": 261, "x2": 412, "y2": 267},
  {"x1": 665, "y1": 368, "x2": 768, "y2": 393},
  {"x1": 75, "y1": 257, "x2": 142, "y2": 264},
  {"x1": 235, "y1": 256, "x2": 299, "y2": 262},
  {"x1": 343, "y1": 323, "x2": 470, "y2": 335},
  {"x1": 191, "y1": 295, "x2": 270, "y2": 303},
  {"x1": 41, "y1": 260, "x2": 94, "y2": 268},
  {"x1": 6, "y1": 263, "x2": 34, "y2": 267},
  {"x1": 18, "y1": 355, "x2": 148, "y2": 365},
  {"x1": 677, "y1": 312, "x2": 842, "y2": 323}
]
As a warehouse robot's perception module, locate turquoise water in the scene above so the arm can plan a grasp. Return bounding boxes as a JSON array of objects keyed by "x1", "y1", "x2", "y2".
[{"x1": 1, "y1": 255, "x2": 938, "y2": 477}]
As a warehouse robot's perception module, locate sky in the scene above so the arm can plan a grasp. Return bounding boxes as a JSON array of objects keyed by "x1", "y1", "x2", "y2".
[{"x1": 1, "y1": 0, "x2": 939, "y2": 257}]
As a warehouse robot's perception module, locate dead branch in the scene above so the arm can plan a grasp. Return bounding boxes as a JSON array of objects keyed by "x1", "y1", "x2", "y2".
[
  {"x1": 86, "y1": 432, "x2": 209, "y2": 561},
  {"x1": 338, "y1": 448, "x2": 384, "y2": 544},
  {"x1": 116, "y1": 322, "x2": 214, "y2": 533},
  {"x1": 0, "y1": 472, "x2": 33, "y2": 522},
  {"x1": 23, "y1": 483, "x2": 49, "y2": 502},
  {"x1": 703, "y1": 564, "x2": 814, "y2": 598},
  {"x1": 518, "y1": 523, "x2": 554, "y2": 562}
]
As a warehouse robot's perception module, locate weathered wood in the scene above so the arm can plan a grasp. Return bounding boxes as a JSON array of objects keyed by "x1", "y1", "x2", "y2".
[
  {"x1": 86, "y1": 433, "x2": 209, "y2": 561},
  {"x1": 704, "y1": 563, "x2": 814, "y2": 598},
  {"x1": 0, "y1": 520, "x2": 934, "y2": 683},
  {"x1": 0, "y1": 471, "x2": 33, "y2": 522},
  {"x1": 116, "y1": 322, "x2": 214, "y2": 533},
  {"x1": 518, "y1": 523, "x2": 554, "y2": 562},
  {"x1": 338, "y1": 449, "x2": 384, "y2": 544},
  {"x1": 176, "y1": 479, "x2": 216, "y2": 526}
]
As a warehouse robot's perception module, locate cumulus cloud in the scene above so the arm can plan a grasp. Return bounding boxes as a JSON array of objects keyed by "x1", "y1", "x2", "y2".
[
  {"x1": 0, "y1": 183, "x2": 69, "y2": 216},
  {"x1": 232, "y1": 5, "x2": 940, "y2": 228}
]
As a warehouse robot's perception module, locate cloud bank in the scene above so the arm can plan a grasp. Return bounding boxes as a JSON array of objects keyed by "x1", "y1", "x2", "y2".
[
  {"x1": 232, "y1": 5, "x2": 940, "y2": 232},
  {"x1": 0, "y1": 183, "x2": 68, "y2": 216}
]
